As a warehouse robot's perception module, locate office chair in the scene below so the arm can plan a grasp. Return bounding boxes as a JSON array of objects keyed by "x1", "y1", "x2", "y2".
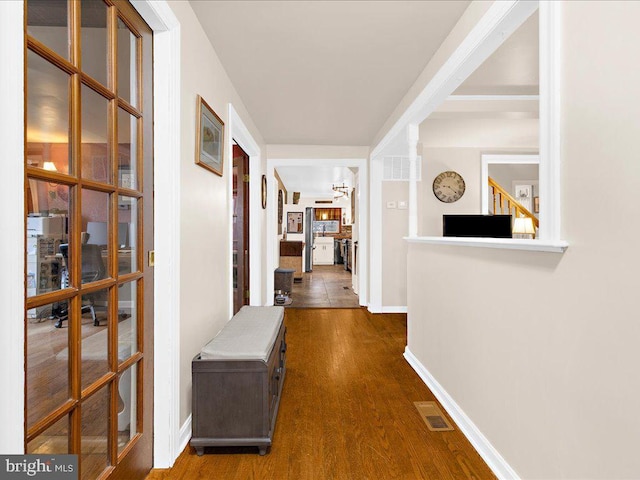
[{"x1": 52, "y1": 244, "x2": 107, "y2": 328}]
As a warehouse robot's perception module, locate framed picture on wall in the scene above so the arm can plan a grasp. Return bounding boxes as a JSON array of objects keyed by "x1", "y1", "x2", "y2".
[
  {"x1": 351, "y1": 187, "x2": 356, "y2": 224},
  {"x1": 514, "y1": 184, "x2": 533, "y2": 212},
  {"x1": 278, "y1": 190, "x2": 284, "y2": 234},
  {"x1": 515, "y1": 184, "x2": 532, "y2": 199},
  {"x1": 287, "y1": 212, "x2": 303, "y2": 233},
  {"x1": 195, "y1": 95, "x2": 224, "y2": 176}
]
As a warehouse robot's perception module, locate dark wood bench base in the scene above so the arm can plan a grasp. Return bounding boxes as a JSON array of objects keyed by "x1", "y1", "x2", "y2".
[{"x1": 190, "y1": 321, "x2": 287, "y2": 455}]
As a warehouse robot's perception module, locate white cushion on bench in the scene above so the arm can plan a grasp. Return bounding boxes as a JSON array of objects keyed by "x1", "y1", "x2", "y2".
[{"x1": 200, "y1": 306, "x2": 284, "y2": 362}]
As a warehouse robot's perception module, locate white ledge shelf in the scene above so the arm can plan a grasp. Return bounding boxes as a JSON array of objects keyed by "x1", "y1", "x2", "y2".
[{"x1": 404, "y1": 236, "x2": 568, "y2": 253}]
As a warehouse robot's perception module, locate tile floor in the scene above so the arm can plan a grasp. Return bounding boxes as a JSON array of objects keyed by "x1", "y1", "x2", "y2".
[{"x1": 287, "y1": 264, "x2": 360, "y2": 308}]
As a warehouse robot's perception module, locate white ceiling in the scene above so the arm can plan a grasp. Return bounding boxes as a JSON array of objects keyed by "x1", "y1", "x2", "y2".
[
  {"x1": 276, "y1": 165, "x2": 354, "y2": 199},
  {"x1": 189, "y1": 0, "x2": 471, "y2": 146}
]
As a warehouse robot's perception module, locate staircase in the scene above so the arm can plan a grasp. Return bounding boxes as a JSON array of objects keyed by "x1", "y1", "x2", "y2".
[{"x1": 488, "y1": 177, "x2": 538, "y2": 237}]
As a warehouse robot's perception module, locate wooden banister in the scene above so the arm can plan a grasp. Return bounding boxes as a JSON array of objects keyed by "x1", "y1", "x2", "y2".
[{"x1": 488, "y1": 177, "x2": 539, "y2": 231}]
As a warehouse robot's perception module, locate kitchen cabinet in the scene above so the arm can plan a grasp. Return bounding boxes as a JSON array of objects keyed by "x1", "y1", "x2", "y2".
[{"x1": 313, "y1": 237, "x2": 334, "y2": 265}]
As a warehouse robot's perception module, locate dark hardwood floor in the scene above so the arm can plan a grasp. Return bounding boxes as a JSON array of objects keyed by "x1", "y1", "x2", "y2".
[{"x1": 146, "y1": 309, "x2": 496, "y2": 480}]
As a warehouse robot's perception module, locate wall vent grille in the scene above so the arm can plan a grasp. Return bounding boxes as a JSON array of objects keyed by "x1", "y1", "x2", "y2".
[{"x1": 383, "y1": 156, "x2": 422, "y2": 181}]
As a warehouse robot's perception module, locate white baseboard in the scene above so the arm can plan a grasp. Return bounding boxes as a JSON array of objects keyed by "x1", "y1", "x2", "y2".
[
  {"x1": 178, "y1": 414, "x2": 192, "y2": 456},
  {"x1": 367, "y1": 304, "x2": 407, "y2": 314},
  {"x1": 381, "y1": 306, "x2": 407, "y2": 314},
  {"x1": 403, "y1": 347, "x2": 520, "y2": 480}
]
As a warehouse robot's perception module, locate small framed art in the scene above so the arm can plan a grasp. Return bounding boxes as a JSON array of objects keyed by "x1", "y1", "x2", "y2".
[{"x1": 195, "y1": 95, "x2": 224, "y2": 176}]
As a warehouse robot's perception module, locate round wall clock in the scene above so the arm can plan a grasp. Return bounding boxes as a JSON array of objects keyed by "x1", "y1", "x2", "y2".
[{"x1": 432, "y1": 171, "x2": 465, "y2": 203}]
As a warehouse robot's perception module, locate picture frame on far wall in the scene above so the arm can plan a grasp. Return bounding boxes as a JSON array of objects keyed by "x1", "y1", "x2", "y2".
[
  {"x1": 351, "y1": 187, "x2": 356, "y2": 224},
  {"x1": 287, "y1": 212, "x2": 304, "y2": 233},
  {"x1": 195, "y1": 95, "x2": 224, "y2": 176}
]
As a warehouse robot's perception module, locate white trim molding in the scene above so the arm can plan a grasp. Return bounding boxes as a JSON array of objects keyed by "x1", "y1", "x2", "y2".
[
  {"x1": 538, "y1": 0, "x2": 562, "y2": 242},
  {"x1": 131, "y1": 0, "x2": 182, "y2": 468},
  {"x1": 404, "y1": 347, "x2": 521, "y2": 480},
  {"x1": 406, "y1": 236, "x2": 567, "y2": 253},
  {"x1": 481, "y1": 154, "x2": 540, "y2": 215},
  {"x1": 179, "y1": 414, "x2": 193, "y2": 456},
  {"x1": 0, "y1": 0, "x2": 25, "y2": 454},
  {"x1": 368, "y1": 153, "x2": 383, "y2": 313}
]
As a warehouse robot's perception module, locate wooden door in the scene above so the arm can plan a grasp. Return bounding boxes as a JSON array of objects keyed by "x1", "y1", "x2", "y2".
[
  {"x1": 232, "y1": 144, "x2": 250, "y2": 314},
  {"x1": 24, "y1": 1, "x2": 154, "y2": 479}
]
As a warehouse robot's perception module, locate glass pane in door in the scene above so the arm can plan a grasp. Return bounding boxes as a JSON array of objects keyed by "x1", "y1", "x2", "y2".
[
  {"x1": 81, "y1": 189, "x2": 109, "y2": 283},
  {"x1": 26, "y1": 180, "x2": 69, "y2": 298},
  {"x1": 81, "y1": 86, "x2": 110, "y2": 183},
  {"x1": 81, "y1": 288, "x2": 110, "y2": 390},
  {"x1": 117, "y1": 365, "x2": 137, "y2": 454},
  {"x1": 117, "y1": 282, "x2": 137, "y2": 360},
  {"x1": 117, "y1": 196, "x2": 137, "y2": 273},
  {"x1": 26, "y1": 51, "x2": 70, "y2": 174},
  {"x1": 27, "y1": 0, "x2": 69, "y2": 61},
  {"x1": 81, "y1": 0, "x2": 109, "y2": 87},
  {"x1": 117, "y1": 109, "x2": 138, "y2": 190},
  {"x1": 26, "y1": 301, "x2": 70, "y2": 431},
  {"x1": 117, "y1": 18, "x2": 138, "y2": 108},
  {"x1": 27, "y1": 414, "x2": 69, "y2": 454},
  {"x1": 80, "y1": 386, "x2": 109, "y2": 480}
]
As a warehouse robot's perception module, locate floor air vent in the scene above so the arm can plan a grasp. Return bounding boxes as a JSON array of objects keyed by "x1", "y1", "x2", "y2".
[{"x1": 414, "y1": 401, "x2": 454, "y2": 431}]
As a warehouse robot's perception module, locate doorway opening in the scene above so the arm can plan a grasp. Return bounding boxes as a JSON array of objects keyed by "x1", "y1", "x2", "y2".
[
  {"x1": 233, "y1": 143, "x2": 250, "y2": 314},
  {"x1": 272, "y1": 163, "x2": 364, "y2": 308}
]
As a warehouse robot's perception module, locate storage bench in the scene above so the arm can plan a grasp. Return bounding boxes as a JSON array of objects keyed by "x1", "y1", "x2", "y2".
[{"x1": 190, "y1": 306, "x2": 287, "y2": 455}]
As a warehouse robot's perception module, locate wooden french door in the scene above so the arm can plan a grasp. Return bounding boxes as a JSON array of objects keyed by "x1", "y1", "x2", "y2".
[
  {"x1": 24, "y1": 1, "x2": 154, "y2": 479},
  {"x1": 232, "y1": 144, "x2": 250, "y2": 314}
]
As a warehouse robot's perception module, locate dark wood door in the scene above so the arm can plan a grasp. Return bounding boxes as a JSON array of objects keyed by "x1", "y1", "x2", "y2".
[
  {"x1": 233, "y1": 144, "x2": 250, "y2": 314},
  {"x1": 24, "y1": 1, "x2": 154, "y2": 478}
]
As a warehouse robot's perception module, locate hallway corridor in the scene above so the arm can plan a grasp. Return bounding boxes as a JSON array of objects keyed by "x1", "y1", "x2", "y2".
[{"x1": 146, "y1": 309, "x2": 495, "y2": 480}]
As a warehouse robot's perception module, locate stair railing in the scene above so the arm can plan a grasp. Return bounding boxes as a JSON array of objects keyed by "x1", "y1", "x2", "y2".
[{"x1": 488, "y1": 177, "x2": 539, "y2": 235}]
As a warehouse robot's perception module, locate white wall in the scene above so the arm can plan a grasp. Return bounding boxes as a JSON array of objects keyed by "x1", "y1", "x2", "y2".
[
  {"x1": 489, "y1": 164, "x2": 539, "y2": 196},
  {"x1": 381, "y1": 181, "x2": 409, "y2": 308},
  {"x1": 167, "y1": 1, "x2": 266, "y2": 425},
  {"x1": 406, "y1": 2, "x2": 640, "y2": 478}
]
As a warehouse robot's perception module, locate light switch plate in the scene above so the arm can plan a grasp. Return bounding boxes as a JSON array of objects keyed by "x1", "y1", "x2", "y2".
[
  {"x1": 398, "y1": 201, "x2": 408, "y2": 210},
  {"x1": 386, "y1": 201, "x2": 397, "y2": 209}
]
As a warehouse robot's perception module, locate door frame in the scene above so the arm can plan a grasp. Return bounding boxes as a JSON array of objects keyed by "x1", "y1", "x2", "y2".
[
  {"x1": 266, "y1": 157, "x2": 368, "y2": 307},
  {"x1": 228, "y1": 104, "x2": 262, "y2": 314},
  {"x1": 130, "y1": 0, "x2": 182, "y2": 468},
  {"x1": 0, "y1": 0, "x2": 26, "y2": 454},
  {"x1": 232, "y1": 144, "x2": 250, "y2": 314},
  {"x1": 481, "y1": 154, "x2": 540, "y2": 214}
]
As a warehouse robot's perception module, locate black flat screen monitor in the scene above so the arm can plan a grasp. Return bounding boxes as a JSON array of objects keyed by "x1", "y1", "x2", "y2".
[{"x1": 443, "y1": 215, "x2": 512, "y2": 238}]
